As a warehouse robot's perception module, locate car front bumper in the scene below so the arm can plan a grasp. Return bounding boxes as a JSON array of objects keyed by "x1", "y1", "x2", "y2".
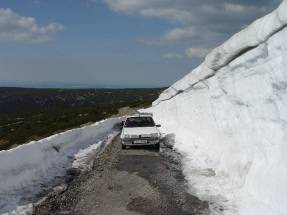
[{"x1": 121, "y1": 138, "x2": 160, "y2": 146}]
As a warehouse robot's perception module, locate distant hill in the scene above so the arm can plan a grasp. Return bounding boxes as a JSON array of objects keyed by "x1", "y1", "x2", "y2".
[
  {"x1": 0, "y1": 87, "x2": 165, "y2": 150},
  {"x1": 0, "y1": 87, "x2": 165, "y2": 113}
]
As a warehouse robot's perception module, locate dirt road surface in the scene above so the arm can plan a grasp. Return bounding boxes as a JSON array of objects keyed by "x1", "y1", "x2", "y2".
[{"x1": 34, "y1": 136, "x2": 209, "y2": 215}]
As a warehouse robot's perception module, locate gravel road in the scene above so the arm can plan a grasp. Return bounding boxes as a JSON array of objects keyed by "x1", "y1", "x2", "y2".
[{"x1": 34, "y1": 135, "x2": 209, "y2": 215}]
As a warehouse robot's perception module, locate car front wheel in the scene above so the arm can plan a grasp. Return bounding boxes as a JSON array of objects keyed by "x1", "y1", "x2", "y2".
[{"x1": 122, "y1": 144, "x2": 126, "y2": 149}]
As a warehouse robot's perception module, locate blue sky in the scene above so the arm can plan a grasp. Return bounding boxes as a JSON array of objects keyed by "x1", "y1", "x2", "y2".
[{"x1": 0, "y1": 0, "x2": 281, "y2": 88}]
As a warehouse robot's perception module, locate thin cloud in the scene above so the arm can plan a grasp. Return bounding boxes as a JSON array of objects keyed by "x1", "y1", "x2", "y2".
[
  {"x1": 0, "y1": 8, "x2": 64, "y2": 43},
  {"x1": 103, "y1": 0, "x2": 280, "y2": 52},
  {"x1": 162, "y1": 53, "x2": 184, "y2": 59},
  {"x1": 163, "y1": 27, "x2": 195, "y2": 41},
  {"x1": 186, "y1": 48, "x2": 211, "y2": 59}
]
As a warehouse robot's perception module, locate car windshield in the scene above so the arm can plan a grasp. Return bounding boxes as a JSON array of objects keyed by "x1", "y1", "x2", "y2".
[{"x1": 125, "y1": 117, "x2": 155, "y2": 128}]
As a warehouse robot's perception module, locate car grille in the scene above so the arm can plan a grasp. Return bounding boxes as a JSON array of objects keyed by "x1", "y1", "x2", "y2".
[
  {"x1": 130, "y1": 134, "x2": 139, "y2": 139},
  {"x1": 124, "y1": 136, "x2": 156, "y2": 141}
]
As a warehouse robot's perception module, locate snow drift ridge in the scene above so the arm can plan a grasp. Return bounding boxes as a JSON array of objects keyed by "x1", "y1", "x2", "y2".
[
  {"x1": 150, "y1": 0, "x2": 287, "y2": 214},
  {"x1": 0, "y1": 118, "x2": 121, "y2": 214},
  {"x1": 154, "y1": 0, "x2": 287, "y2": 105}
]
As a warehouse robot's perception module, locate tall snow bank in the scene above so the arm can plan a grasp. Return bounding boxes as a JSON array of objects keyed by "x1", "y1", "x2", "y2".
[
  {"x1": 0, "y1": 118, "x2": 121, "y2": 214},
  {"x1": 154, "y1": 0, "x2": 287, "y2": 106},
  {"x1": 150, "y1": 1, "x2": 287, "y2": 214}
]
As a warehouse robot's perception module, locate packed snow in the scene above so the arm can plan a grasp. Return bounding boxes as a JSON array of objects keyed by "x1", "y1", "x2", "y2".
[
  {"x1": 150, "y1": 1, "x2": 287, "y2": 214},
  {"x1": 0, "y1": 118, "x2": 121, "y2": 214}
]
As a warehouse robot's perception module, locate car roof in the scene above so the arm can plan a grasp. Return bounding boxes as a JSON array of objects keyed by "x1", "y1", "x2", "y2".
[{"x1": 126, "y1": 112, "x2": 153, "y2": 118}]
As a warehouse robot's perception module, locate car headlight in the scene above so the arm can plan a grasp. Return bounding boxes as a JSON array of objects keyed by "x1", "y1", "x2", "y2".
[
  {"x1": 124, "y1": 134, "x2": 132, "y2": 139},
  {"x1": 150, "y1": 133, "x2": 160, "y2": 138}
]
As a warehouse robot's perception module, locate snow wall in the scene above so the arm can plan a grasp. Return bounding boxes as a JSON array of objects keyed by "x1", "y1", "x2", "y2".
[
  {"x1": 0, "y1": 118, "x2": 121, "y2": 214},
  {"x1": 150, "y1": 1, "x2": 287, "y2": 214}
]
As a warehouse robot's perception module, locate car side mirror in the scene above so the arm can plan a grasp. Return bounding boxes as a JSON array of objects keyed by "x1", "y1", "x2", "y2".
[{"x1": 156, "y1": 124, "x2": 161, "y2": 127}]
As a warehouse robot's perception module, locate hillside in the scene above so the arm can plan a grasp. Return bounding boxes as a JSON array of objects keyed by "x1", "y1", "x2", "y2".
[{"x1": 0, "y1": 87, "x2": 164, "y2": 150}]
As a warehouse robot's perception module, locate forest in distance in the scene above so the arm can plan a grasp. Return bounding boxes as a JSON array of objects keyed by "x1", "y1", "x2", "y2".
[{"x1": 0, "y1": 87, "x2": 165, "y2": 150}]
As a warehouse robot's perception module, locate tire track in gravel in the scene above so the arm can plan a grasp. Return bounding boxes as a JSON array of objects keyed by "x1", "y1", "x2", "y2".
[{"x1": 34, "y1": 135, "x2": 209, "y2": 215}]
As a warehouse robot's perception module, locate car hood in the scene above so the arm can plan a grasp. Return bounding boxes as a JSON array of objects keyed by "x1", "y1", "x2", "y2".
[{"x1": 122, "y1": 127, "x2": 160, "y2": 136}]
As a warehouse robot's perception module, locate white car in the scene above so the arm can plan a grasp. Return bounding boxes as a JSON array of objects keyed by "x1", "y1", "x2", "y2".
[{"x1": 120, "y1": 113, "x2": 161, "y2": 149}]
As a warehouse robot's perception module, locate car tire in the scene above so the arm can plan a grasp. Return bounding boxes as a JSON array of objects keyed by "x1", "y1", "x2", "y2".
[
  {"x1": 122, "y1": 144, "x2": 126, "y2": 149},
  {"x1": 154, "y1": 143, "x2": 160, "y2": 150}
]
